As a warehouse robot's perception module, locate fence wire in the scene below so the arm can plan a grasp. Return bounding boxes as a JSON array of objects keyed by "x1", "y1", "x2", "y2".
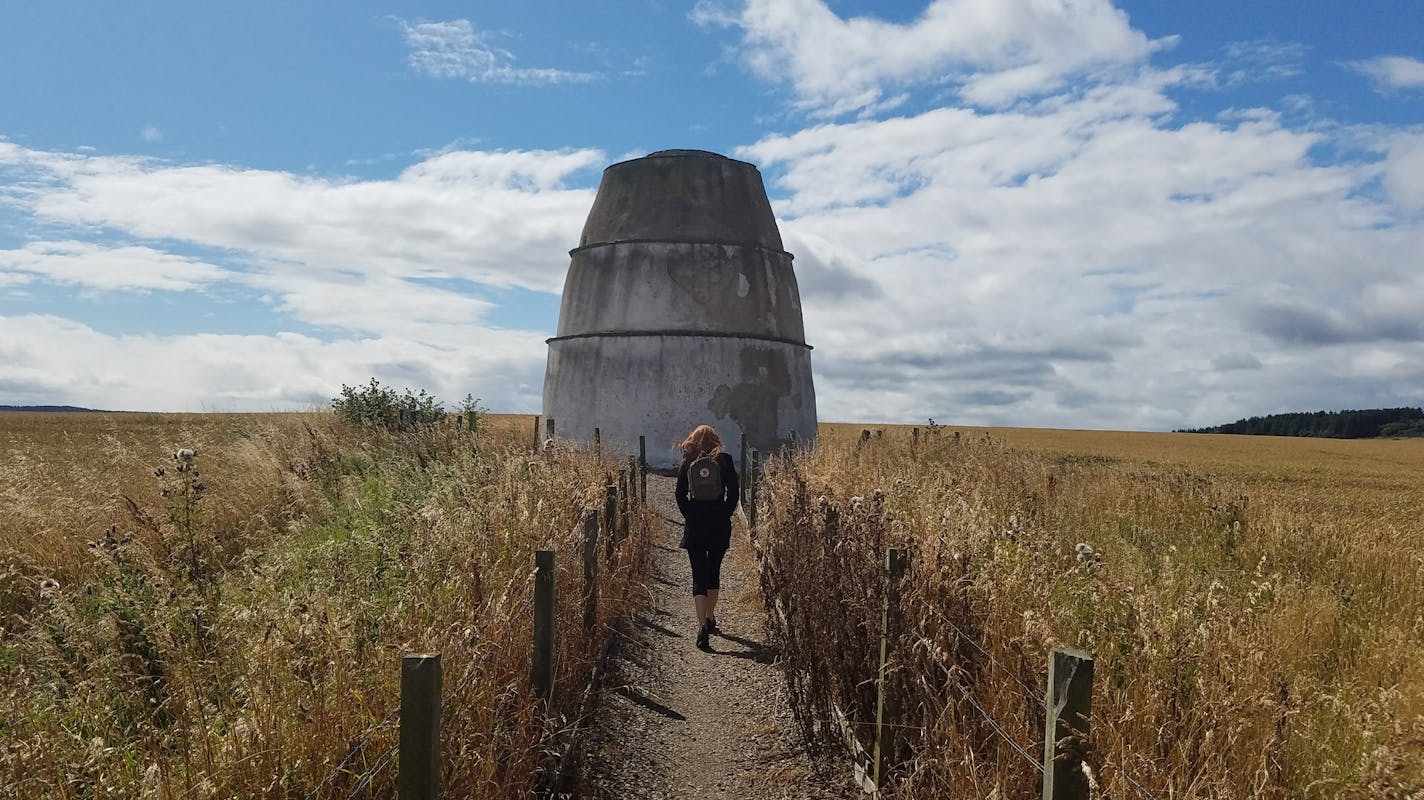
[
  {"x1": 302, "y1": 703, "x2": 401, "y2": 800},
  {"x1": 921, "y1": 604, "x2": 1044, "y2": 708}
]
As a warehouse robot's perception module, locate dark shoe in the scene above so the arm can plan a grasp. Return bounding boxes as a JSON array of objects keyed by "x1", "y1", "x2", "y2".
[
  {"x1": 705, "y1": 617, "x2": 720, "y2": 634},
  {"x1": 696, "y1": 626, "x2": 712, "y2": 651}
]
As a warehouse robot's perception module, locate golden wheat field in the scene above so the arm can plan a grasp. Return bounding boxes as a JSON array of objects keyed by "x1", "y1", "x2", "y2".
[
  {"x1": 769, "y1": 423, "x2": 1424, "y2": 798},
  {"x1": 0, "y1": 410, "x2": 647, "y2": 799}
]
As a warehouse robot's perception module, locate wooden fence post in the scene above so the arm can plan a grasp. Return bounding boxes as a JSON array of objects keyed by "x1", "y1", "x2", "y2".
[
  {"x1": 873, "y1": 548, "x2": 908, "y2": 789},
  {"x1": 1042, "y1": 648, "x2": 1094, "y2": 800},
  {"x1": 618, "y1": 469, "x2": 630, "y2": 541},
  {"x1": 532, "y1": 551, "x2": 555, "y2": 701},
  {"x1": 603, "y1": 483, "x2": 617, "y2": 563},
  {"x1": 789, "y1": 429, "x2": 797, "y2": 449},
  {"x1": 739, "y1": 432, "x2": 748, "y2": 503},
  {"x1": 593, "y1": 427, "x2": 601, "y2": 458},
  {"x1": 545, "y1": 417, "x2": 555, "y2": 442},
  {"x1": 638, "y1": 436, "x2": 647, "y2": 501},
  {"x1": 582, "y1": 512, "x2": 599, "y2": 632},
  {"x1": 532, "y1": 416, "x2": 540, "y2": 451},
  {"x1": 467, "y1": 410, "x2": 476, "y2": 435},
  {"x1": 399, "y1": 653, "x2": 442, "y2": 800},
  {"x1": 748, "y1": 449, "x2": 760, "y2": 532},
  {"x1": 912, "y1": 427, "x2": 919, "y2": 448}
]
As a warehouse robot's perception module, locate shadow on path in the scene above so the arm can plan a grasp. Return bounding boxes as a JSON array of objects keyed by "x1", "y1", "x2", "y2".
[
  {"x1": 613, "y1": 684, "x2": 687, "y2": 721},
  {"x1": 712, "y1": 631, "x2": 779, "y2": 665}
]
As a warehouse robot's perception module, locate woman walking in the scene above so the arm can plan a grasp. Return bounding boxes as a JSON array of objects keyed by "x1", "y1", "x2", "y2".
[{"x1": 675, "y1": 424, "x2": 740, "y2": 651}]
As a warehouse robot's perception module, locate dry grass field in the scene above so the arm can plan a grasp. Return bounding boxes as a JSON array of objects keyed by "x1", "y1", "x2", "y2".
[
  {"x1": 761, "y1": 423, "x2": 1424, "y2": 798},
  {"x1": 1, "y1": 411, "x2": 645, "y2": 799}
]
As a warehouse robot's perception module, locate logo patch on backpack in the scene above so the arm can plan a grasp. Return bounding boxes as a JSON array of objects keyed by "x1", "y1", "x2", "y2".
[{"x1": 688, "y1": 455, "x2": 722, "y2": 501}]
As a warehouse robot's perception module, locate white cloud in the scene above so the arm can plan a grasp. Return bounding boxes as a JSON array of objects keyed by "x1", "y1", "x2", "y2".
[
  {"x1": 1347, "y1": 55, "x2": 1424, "y2": 91},
  {"x1": 400, "y1": 18, "x2": 595, "y2": 85},
  {"x1": 734, "y1": 65, "x2": 1424, "y2": 428},
  {"x1": 2, "y1": 142, "x2": 601, "y2": 293},
  {"x1": 0, "y1": 314, "x2": 546, "y2": 413},
  {"x1": 141, "y1": 125, "x2": 162, "y2": 143},
  {"x1": 693, "y1": 0, "x2": 1156, "y2": 114},
  {"x1": 0, "y1": 241, "x2": 228, "y2": 291},
  {"x1": 1383, "y1": 133, "x2": 1424, "y2": 214}
]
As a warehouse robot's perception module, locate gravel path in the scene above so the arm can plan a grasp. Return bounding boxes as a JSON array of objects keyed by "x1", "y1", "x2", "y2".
[{"x1": 577, "y1": 475, "x2": 856, "y2": 800}]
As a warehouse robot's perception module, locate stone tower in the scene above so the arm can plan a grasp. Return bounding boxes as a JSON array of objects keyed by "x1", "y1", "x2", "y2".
[{"x1": 542, "y1": 149, "x2": 817, "y2": 471}]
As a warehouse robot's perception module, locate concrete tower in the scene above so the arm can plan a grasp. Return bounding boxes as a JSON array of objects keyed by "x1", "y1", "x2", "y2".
[{"x1": 542, "y1": 149, "x2": 817, "y2": 471}]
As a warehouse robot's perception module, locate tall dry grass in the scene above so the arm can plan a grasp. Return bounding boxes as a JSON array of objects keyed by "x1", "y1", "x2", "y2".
[
  {"x1": 754, "y1": 427, "x2": 1424, "y2": 799},
  {"x1": 0, "y1": 412, "x2": 648, "y2": 798}
]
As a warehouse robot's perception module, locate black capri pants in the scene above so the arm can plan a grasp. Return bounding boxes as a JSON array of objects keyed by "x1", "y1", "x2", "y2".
[{"x1": 687, "y1": 546, "x2": 727, "y2": 597}]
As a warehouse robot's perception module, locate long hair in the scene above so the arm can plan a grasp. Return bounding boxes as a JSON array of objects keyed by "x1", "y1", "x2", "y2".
[{"x1": 676, "y1": 424, "x2": 723, "y2": 466}]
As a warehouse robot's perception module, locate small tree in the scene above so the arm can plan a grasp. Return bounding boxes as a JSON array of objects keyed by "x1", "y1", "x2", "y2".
[{"x1": 332, "y1": 378, "x2": 447, "y2": 430}]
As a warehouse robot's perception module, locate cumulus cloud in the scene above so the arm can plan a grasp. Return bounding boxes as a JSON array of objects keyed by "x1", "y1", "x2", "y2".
[
  {"x1": 0, "y1": 241, "x2": 228, "y2": 291},
  {"x1": 1347, "y1": 55, "x2": 1424, "y2": 91},
  {"x1": 0, "y1": 314, "x2": 547, "y2": 413},
  {"x1": 692, "y1": 0, "x2": 1156, "y2": 114},
  {"x1": 738, "y1": 59, "x2": 1424, "y2": 428},
  {"x1": 400, "y1": 18, "x2": 595, "y2": 85},
  {"x1": 2, "y1": 142, "x2": 601, "y2": 296},
  {"x1": 141, "y1": 125, "x2": 162, "y2": 143}
]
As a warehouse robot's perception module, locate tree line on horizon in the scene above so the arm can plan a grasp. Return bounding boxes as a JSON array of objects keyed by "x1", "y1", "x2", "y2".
[{"x1": 1180, "y1": 407, "x2": 1424, "y2": 438}]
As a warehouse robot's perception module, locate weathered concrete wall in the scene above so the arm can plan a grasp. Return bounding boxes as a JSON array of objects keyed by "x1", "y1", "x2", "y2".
[{"x1": 543, "y1": 149, "x2": 818, "y2": 471}]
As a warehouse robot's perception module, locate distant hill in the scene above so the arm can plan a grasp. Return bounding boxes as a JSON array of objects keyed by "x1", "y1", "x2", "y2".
[
  {"x1": 1180, "y1": 407, "x2": 1424, "y2": 438},
  {"x1": 0, "y1": 405, "x2": 108, "y2": 413}
]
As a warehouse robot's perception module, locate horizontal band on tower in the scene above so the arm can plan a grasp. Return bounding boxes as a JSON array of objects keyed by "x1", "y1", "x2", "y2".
[
  {"x1": 546, "y1": 329, "x2": 813, "y2": 350},
  {"x1": 568, "y1": 238, "x2": 795, "y2": 259}
]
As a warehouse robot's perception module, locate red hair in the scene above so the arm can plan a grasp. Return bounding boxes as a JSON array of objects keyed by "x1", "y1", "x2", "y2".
[{"x1": 676, "y1": 424, "x2": 723, "y2": 465}]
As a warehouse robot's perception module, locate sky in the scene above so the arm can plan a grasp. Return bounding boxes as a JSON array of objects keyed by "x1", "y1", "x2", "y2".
[{"x1": 1, "y1": 0, "x2": 1422, "y2": 429}]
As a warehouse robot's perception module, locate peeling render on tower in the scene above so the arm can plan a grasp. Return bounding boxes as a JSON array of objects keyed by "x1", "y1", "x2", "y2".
[{"x1": 542, "y1": 149, "x2": 818, "y2": 471}]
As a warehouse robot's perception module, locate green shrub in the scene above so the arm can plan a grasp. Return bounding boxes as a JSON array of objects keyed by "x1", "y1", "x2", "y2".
[{"x1": 331, "y1": 378, "x2": 447, "y2": 430}]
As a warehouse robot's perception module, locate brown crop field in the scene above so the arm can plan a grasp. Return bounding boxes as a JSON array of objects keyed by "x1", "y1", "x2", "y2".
[
  {"x1": 761, "y1": 423, "x2": 1424, "y2": 798},
  {"x1": 0, "y1": 411, "x2": 647, "y2": 799}
]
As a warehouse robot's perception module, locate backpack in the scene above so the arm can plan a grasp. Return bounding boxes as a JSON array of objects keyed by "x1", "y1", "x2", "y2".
[{"x1": 688, "y1": 454, "x2": 723, "y2": 501}]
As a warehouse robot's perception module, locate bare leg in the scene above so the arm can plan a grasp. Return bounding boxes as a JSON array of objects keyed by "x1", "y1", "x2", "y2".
[
  {"x1": 693, "y1": 594, "x2": 709, "y2": 629},
  {"x1": 706, "y1": 589, "x2": 719, "y2": 625}
]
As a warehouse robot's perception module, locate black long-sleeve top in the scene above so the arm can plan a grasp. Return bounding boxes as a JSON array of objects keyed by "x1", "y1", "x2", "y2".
[{"x1": 675, "y1": 451, "x2": 739, "y2": 551}]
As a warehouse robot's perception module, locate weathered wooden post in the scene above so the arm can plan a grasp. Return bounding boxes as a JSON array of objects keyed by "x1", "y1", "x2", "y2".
[
  {"x1": 582, "y1": 512, "x2": 599, "y2": 632},
  {"x1": 532, "y1": 551, "x2": 555, "y2": 701},
  {"x1": 467, "y1": 410, "x2": 477, "y2": 435},
  {"x1": 1042, "y1": 648, "x2": 1094, "y2": 800},
  {"x1": 638, "y1": 436, "x2": 647, "y2": 501},
  {"x1": 603, "y1": 483, "x2": 617, "y2": 563},
  {"x1": 545, "y1": 417, "x2": 556, "y2": 442},
  {"x1": 789, "y1": 429, "x2": 797, "y2": 449},
  {"x1": 618, "y1": 469, "x2": 630, "y2": 541},
  {"x1": 912, "y1": 427, "x2": 919, "y2": 448},
  {"x1": 399, "y1": 653, "x2": 442, "y2": 800},
  {"x1": 748, "y1": 449, "x2": 760, "y2": 532},
  {"x1": 593, "y1": 427, "x2": 601, "y2": 458},
  {"x1": 532, "y1": 416, "x2": 541, "y2": 451},
  {"x1": 739, "y1": 432, "x2": 748, "y2": 502},
  {"x1": 454, "y1": 414, "x2": 463, "y2": 432},
  {"x1": 872, "y1": 548, "x2": 908, "y2": 789}
]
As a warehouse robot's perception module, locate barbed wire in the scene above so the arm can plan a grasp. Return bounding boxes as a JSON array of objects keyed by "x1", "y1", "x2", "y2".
[
  {"x1": 1114, "y1": 761, "x2": 1161, "y2": 800},
  {"x1": 342, "y1": 741, "x2": 398, "y2": 799},
  {"x1": 302, "y1": 704, "x2": 401, "y2": 800},
  {"x1": 951, "y1": 675, "x2": 1044, "y2": 775},
  {"x1": 918, "y1": 604, "x2": 1044, "y2": 708}
]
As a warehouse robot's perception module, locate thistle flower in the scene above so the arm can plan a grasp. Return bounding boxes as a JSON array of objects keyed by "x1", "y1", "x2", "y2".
[{"x1": 1075, "y1": 542, "x2": 1102, "y2": 565}]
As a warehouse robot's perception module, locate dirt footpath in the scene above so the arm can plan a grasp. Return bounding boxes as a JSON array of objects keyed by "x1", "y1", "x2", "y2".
[{"x1": 578, "y1": 475, "x2": 855, "y2": 800}]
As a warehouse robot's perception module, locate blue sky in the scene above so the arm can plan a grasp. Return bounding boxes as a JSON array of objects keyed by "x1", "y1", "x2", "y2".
[{"x1": 2, "y1": 1, "x2": 1422, "y2": 428}]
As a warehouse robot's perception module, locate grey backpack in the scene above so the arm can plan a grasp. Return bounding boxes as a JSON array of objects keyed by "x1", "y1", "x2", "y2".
[{"x1": 688, "y1": 455, "x2": 722, "y2": 501}]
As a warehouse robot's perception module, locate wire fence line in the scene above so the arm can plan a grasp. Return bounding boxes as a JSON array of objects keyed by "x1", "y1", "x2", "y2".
[
  {"x1": 302, "y1": 705, "x2": 402, "y2": 800},
  {"x1": 919, "y1": 603, "x2": 1044, "y2": 706}
]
